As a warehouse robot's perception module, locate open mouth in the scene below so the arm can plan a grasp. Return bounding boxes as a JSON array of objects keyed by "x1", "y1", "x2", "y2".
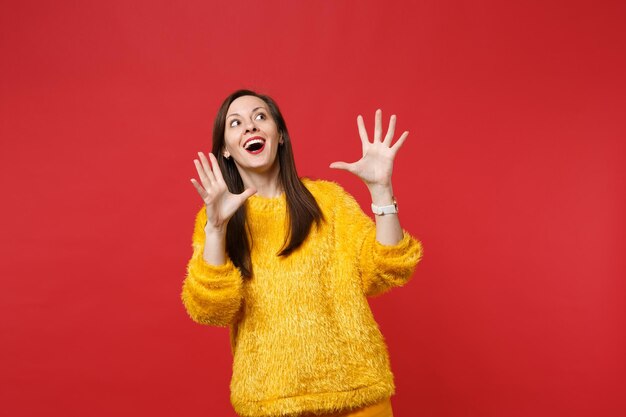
[{"x1": 243, "y1": 138, "x2": 266, "y2": 154}]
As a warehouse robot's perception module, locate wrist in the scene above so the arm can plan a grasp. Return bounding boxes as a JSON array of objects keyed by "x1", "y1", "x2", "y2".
[
  {"x1": 368, "y1": 183, "x2": 394, "y2": 206},
  {"x1": 204, "y1": 224, "x2": 227, "y2": 237}
]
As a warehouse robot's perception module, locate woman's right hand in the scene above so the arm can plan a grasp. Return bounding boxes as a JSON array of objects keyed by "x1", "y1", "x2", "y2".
[{"x1": 191, "y1": 152, "x2": 257, "y2": 233}]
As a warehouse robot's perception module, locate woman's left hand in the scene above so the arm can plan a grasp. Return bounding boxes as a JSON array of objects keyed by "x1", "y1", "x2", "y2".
[{"x1": 329, "y1": 109, "x2": 408, "y2": 189}]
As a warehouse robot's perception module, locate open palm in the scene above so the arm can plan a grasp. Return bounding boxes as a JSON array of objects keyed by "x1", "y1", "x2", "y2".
[
  {"x1": 329, "y1": 109, "x2": 408, "y2": 188},
  {"x1": 191, "y1": 152, "x2": 257, "y2": 231}
]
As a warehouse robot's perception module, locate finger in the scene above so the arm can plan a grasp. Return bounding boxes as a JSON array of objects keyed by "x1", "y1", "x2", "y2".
[
  {"x1": 374, "y1": 109, "x2": 382, "y2": 142},
  {"x1": 356, "y1": 115, "x2": 370, "y2": 146},
  {"x1": 190, "y1": 178, "x2": 208, "y2": 200},
  {"x1": 197, "y1": 152, "x2": 216, "y2": 184},
  {"x1": 383, "y1": 114, "x2": 397, "y2": 147},
  {"x1": 390, "y1": 131, "x2": 409, "y2": 154},
  {"x1": 193, "y1": 159, "x2": 210, "y2": 187},
  {"x1": 208, "y1": 152, "x2": 225, "y2": 184},
  {"x1": 329, "y1": 161, "x2": 355, "y2": 174}
]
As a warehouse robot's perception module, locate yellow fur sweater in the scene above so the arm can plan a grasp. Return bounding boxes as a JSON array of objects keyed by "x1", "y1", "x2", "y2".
[{"x1": 181, "y1": 178, "x2": 423, "y2": 417}]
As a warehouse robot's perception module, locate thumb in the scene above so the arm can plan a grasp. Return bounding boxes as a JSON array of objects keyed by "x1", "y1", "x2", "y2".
[
  {"x1": 238, "y1": 187, "x2": 257, "y2": 203},
  {"x1": 329, "y1": 161, "x2": 353, "y2": 172}
]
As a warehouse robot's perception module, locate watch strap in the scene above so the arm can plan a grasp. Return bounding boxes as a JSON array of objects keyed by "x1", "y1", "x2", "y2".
[{"x1": 371, "y1": 197, "x2": 398, "y2": 215}]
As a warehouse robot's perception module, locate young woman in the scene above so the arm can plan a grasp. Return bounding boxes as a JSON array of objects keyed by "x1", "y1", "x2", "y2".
[{"x1": 182, "y1": 89, "x2": 423, "y2": 417}]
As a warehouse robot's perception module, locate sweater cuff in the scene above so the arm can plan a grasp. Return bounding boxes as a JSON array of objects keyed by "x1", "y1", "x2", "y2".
[
  {"x1": 369, "y1": 230, "x2": 423, "y2": 268},
  {"x1": 370, "y1": 230, "x2": 422, "y2": 270},
  {"x1": 360, "y1": 228, "x2": 424, "y2": 296},
  {"x1": 372, "y1": 229, "x2": 416, "y2": 256},
  {"x1": 187, "y1": 254, "x2": 241, "y2": 286}
]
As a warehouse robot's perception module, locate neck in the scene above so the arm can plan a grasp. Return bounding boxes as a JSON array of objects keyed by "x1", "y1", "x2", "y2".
[{"x1": 237, "y1": 160, "x2": 283, "y2": 198}]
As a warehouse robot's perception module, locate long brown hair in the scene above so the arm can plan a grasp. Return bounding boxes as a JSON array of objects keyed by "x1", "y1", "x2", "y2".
[{"x1": 211, "y1": 89, "x2": 325, "y2": 278}]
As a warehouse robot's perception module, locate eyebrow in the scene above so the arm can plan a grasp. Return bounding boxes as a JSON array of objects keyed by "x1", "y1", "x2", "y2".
[{"x1": 227, "y1": 106, "x2": 266, "y2": 119}]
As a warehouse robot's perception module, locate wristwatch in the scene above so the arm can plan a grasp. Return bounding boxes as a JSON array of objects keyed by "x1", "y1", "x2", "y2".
[{"x1": 371, "y1": 196, "x2": 398, "y2": 215}]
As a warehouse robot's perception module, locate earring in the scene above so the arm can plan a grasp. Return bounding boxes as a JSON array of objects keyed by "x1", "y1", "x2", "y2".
[{"x1": 223, "y1": 152, "x2": 230, "y2": 159}]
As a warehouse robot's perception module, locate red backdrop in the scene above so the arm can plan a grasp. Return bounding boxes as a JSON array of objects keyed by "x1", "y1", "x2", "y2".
[{"x1": 1, "y1": 1, "x2": 624, "y2": 416}]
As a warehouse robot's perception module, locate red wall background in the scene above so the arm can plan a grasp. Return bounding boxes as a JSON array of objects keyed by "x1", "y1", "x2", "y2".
[{"x1": 1, "y1": 1, "x2": 624, "y2": 416}]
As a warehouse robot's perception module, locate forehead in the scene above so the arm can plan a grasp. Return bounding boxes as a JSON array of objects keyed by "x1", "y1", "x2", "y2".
[{"x1": 227, "y1": 95, "x2": 268, "y2": 116}]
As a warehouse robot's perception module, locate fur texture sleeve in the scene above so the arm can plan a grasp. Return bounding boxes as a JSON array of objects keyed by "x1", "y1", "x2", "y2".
[
  {"x1": 359, "y1": 228, "x2": 423, "y2": 297},
  {"x1": 180, "y1": 206, "x2": 243, "y2": 327},
  {"x1": 331, "y1": 181, "x2": 423, "y2": 297}
]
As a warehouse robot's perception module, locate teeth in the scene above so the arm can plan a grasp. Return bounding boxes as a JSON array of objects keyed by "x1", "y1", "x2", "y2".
[{"x1": 244, "y1": 139, "x2": 265, "y2": 150}]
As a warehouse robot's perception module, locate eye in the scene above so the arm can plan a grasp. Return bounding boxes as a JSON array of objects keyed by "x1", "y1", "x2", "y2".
[
  {"x1": 229, "y1": 119, "x2": 240, "y2": 127},
  {"x1": 255, "y1": 113, "x2": 266, "y2": 120}
]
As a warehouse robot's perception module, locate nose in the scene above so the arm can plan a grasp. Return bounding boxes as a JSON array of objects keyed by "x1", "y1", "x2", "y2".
[{"x1": 244, "y1": 118, "x2": 258, "y2": 134}]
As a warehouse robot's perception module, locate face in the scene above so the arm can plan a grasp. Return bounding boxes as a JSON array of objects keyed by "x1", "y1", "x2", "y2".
[{"x1": 223, "y1": 95, "x2": 282, "y2": 174}]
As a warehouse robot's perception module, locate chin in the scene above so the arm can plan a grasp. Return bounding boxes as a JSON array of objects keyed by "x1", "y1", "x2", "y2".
[{"x1": 237, "y1": 159, "x2": 278, "y2": 173}]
